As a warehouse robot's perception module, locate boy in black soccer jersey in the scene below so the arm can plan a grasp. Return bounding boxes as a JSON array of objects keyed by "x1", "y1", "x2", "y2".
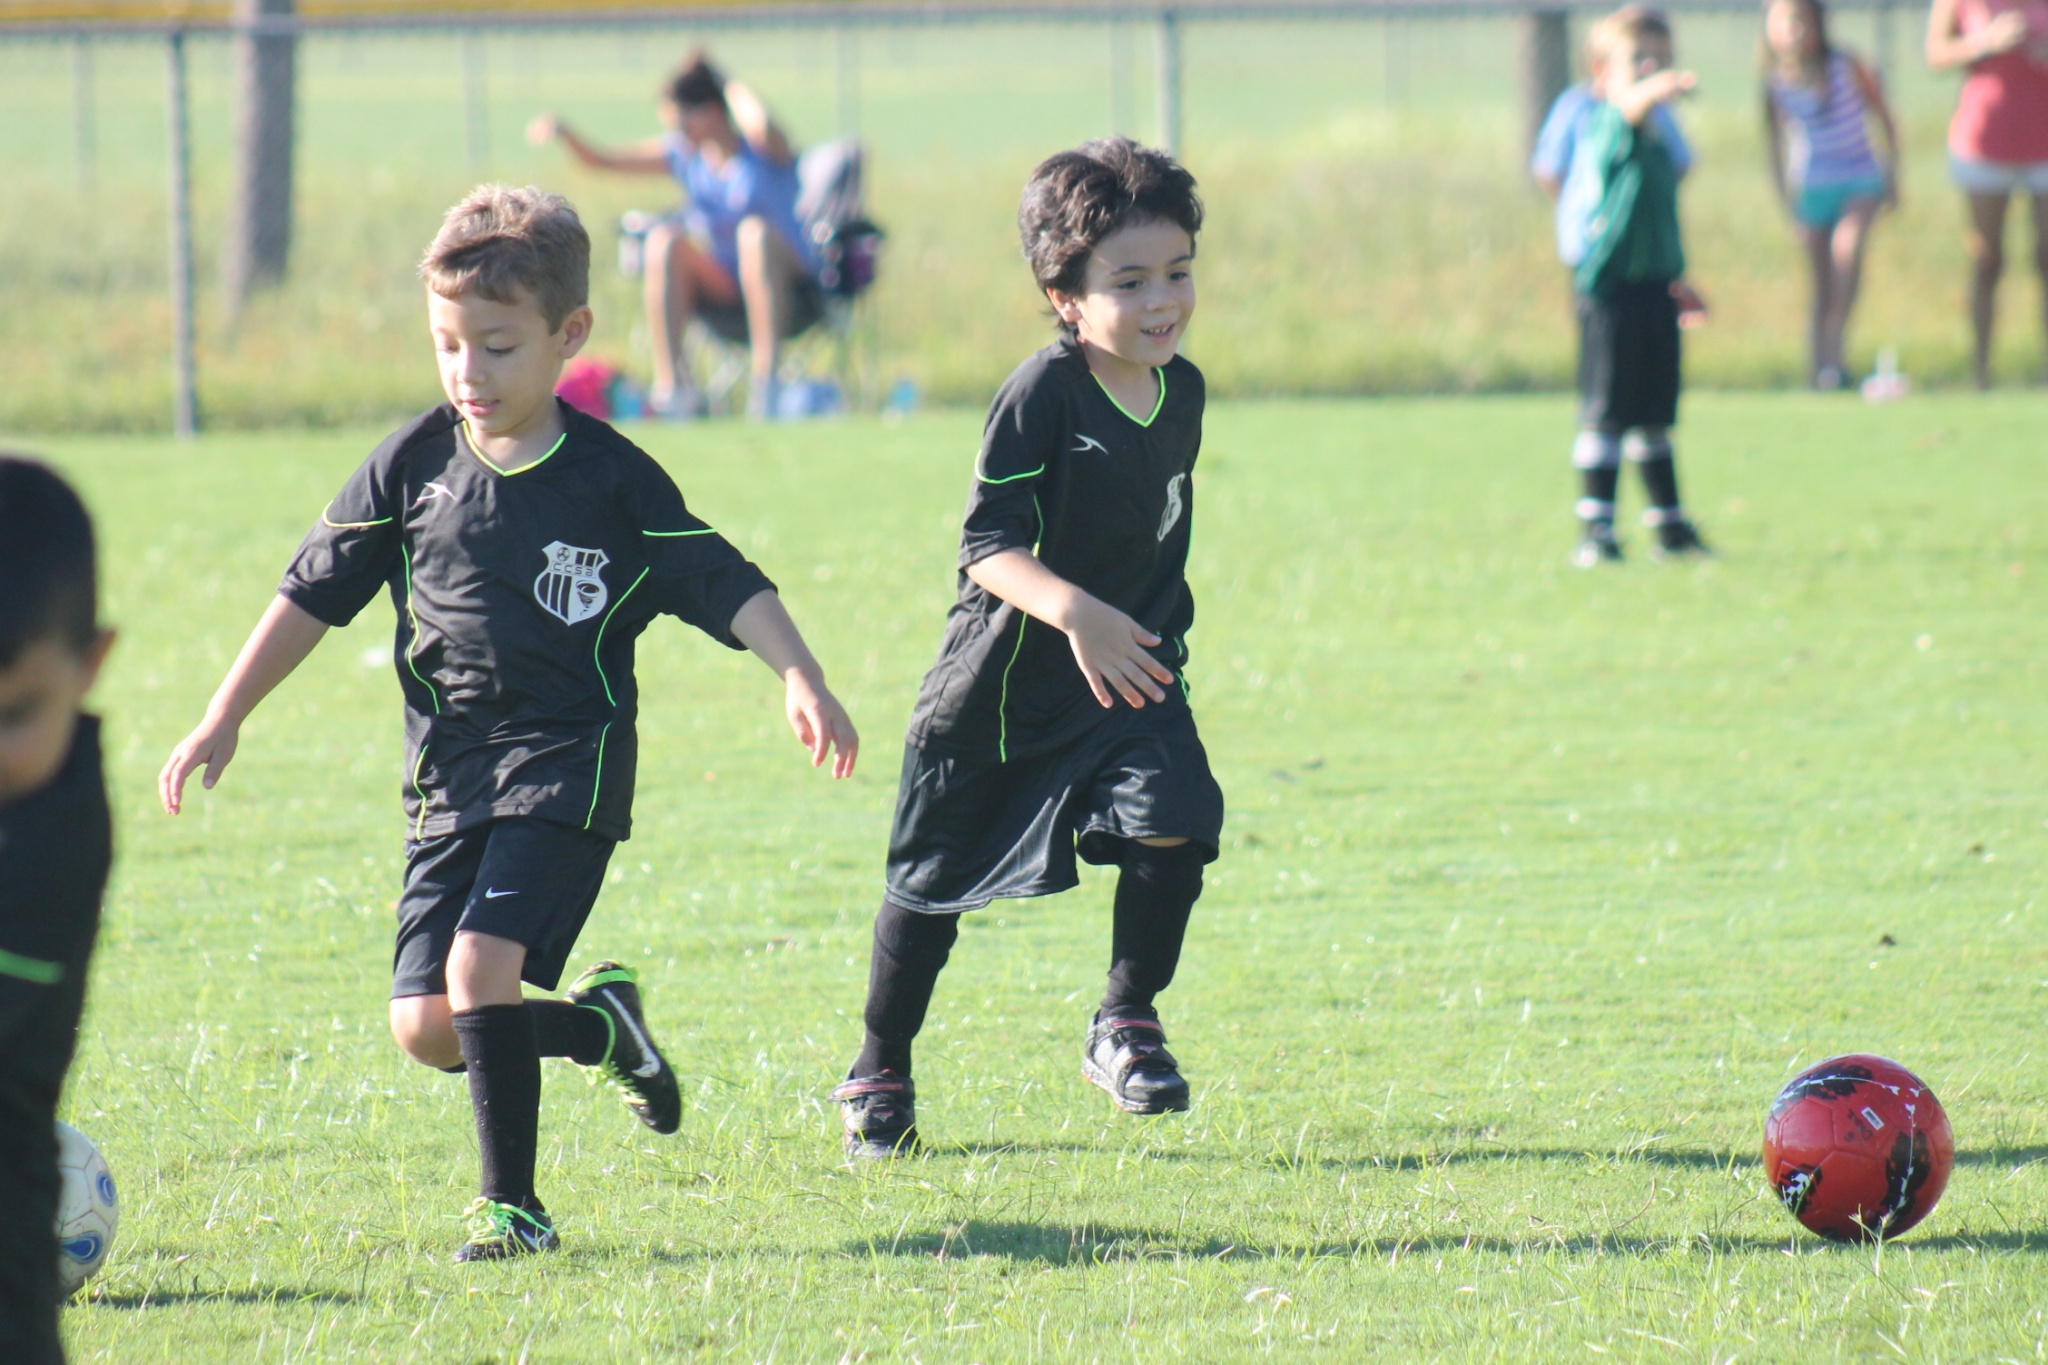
[
  {"x1": 831, "y1": 139, "x2": 1223, "y2": 1158},
  {"x1": 160, "y1": 186, "x2": 858, "y2": 1260},
  {"x1": 0, "y1": 458, "x2": 115, "y2": 1364}
]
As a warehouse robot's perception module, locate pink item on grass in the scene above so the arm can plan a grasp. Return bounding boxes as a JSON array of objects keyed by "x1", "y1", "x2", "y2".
[{"x1": 556, "y1": 357, "x2": 619, "y2": 421}]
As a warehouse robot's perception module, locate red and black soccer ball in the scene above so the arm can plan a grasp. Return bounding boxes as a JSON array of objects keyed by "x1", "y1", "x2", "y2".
[{"x1": 1761, "y1": 1054, "x2": 1954, "y2": 1242}]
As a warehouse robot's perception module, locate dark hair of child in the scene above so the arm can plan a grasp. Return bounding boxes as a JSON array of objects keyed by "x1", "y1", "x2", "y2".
[
  {"x1": 1759, "y1": 0, "x2": 1835, "y2": 96},
  {"x1": 1018, "y1": 136, "x2": 1204, "y2": 332},
  {"x1": 666, "y1": 53, "x2": 729, "y2": 114},
  {"x1": 0, "y1": 455, "x2": 98, "y2": 668}
]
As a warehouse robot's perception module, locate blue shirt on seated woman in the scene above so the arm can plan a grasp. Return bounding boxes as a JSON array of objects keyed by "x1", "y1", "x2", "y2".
[{"x1": 530, "y1": 53, "x2": 821, "y2": 419}]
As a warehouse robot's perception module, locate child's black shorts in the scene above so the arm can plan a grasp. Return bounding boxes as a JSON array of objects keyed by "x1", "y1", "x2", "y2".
[
  {"x1": 1577, "y1": 279, "x2": 1680, "y2": 432},
  {"x1": 392, "y1": 817, "x2": 615, "y2": 997},
  {"x1": 884, "y1": 699, "x2": 1224, "y2": 914}
]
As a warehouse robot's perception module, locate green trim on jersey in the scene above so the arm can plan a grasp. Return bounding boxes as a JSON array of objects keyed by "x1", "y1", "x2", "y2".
[
  {"x1": 993, "y1": 492, "x2": 1045, "y2": 762},
  {"x1": 399, "y1": 541, "x2": 443, "y2": 841},
  {"x1": 320, "y1": 507, "x2": 394, "y2": 530},
  {"x1": 977, "y1": 462, "x2": 1046, "y2": 486},
  {"x1": 1092, "y1": 367, "x2": 1167, "y2": 428},
  {"x1": 642, "y1": 528, "x2": 717, "y2": 537},
  {"x1": 0, "y1": 948, "x2": 63, "y2": 985},
  {"x1": 584, "y1": 567, "x2": 650, "y2": 828},
  {"x1": 462, "y1": 425, "x2": 568, "y2": 478}
]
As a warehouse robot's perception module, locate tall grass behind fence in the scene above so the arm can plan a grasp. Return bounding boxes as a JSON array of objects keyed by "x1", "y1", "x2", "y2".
[{"x1": 0, "y1": 10, "x2": 2019, "y2": 433}]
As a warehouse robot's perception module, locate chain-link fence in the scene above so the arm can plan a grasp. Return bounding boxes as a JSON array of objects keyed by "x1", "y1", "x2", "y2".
[{"x1": 0, "y1": 0, "x2": 1993, "y2": 435}]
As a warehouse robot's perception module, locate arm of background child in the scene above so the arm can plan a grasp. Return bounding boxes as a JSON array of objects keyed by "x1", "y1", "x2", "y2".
[
  {"x1": 526, "y1": 115, "x2": 674, "y2": 175},
  {"x1": 1926, "y1": 0, "x2": 2026, "y2": 68},
  {"x1": 965, "y1": 549, "x2": 1176, "y2": 710},
  {"x1": 1761, "y1": 92, "x2": 1793, "y2": 208},
  {"x1": 158, "y1": 596, "x2": 330, "y2": 814},
  {"x1": 724, "y1": 81, "x2": 794, "y2": 165},
  {"x1": 1613, "y1": 69, "x2": 1696, "y2": 126},
  {"x1": 1851, "y1": 57, "x2": 1904, "y2": 204},
  {"x1": 727, "y1": 589, "x2": 857, "y2": 778}
]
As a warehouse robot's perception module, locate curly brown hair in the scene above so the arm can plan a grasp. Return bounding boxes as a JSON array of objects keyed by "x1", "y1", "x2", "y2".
[{"x1": 1018, "y1": 137, "x2": 1202, "y2": 333}]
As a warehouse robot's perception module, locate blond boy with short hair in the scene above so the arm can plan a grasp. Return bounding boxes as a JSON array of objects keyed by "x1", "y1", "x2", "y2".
[{"x1": 161, "y1": 185, "x2": 857, "y2": 1260}]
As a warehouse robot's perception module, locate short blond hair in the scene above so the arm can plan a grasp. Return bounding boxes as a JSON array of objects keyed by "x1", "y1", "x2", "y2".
[
  {"x1": 1587, "y1": 4, "x2": 1673, "y2": 67},
  {"x1": 419, "y1": 184, "x2": 589, "y2": 331}
]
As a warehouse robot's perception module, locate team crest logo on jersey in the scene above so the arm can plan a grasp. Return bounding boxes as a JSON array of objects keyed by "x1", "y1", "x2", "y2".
[
  {"x1": 1157, "y1": 474, "x2": 1186, "y2": 541},
  {"x1": 534, "y1": 542, "x2": 610, "y2": 625}
]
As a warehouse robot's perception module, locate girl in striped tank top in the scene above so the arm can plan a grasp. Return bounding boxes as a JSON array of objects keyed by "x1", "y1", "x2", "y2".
[{"x1": 1764, "y1": 0, "x2": 1901, "y2": 388}]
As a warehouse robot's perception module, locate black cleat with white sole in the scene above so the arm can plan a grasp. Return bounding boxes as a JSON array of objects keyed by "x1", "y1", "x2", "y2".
[{"x1": 565, "y1": 961, "x2": 682, "y2": 1135}]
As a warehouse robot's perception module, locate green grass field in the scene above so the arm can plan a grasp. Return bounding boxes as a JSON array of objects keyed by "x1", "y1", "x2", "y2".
[
  {"x1": 4, "y1": 13, "x2": 2047, "y2": 432},
  {"x1": 22, "y1": 391, "x2": 2048, "y2": 1360}
]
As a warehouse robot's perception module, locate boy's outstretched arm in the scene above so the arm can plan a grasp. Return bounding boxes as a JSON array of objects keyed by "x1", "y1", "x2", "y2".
[
  {"x1": 159, "y1": 596, "x2": 329, "y2": 814},
  {"x1": 728, "y1": 589, "x2": 858, "y2": 778},
  {"x1": 966, "y1": 549, "x2": 1176, "y2": 710}
]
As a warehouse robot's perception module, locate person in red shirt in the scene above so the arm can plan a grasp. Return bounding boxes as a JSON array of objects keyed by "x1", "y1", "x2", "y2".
[{"x1": 1928, "y1": 0, "x2": 2048, "y2": 386}]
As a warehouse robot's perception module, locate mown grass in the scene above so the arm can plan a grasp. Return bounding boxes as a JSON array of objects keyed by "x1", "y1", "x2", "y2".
[
  {"x1": 25, "y1": 390, "x2": 2048, "y2": 1360},
  {"x1": 1, "y1": 13, "x2": 2042, "y2": 433}
]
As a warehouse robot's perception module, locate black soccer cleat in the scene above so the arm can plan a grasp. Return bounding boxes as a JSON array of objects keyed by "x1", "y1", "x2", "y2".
[
  {"x1": 831, "y1": 1071, "x2": 919, "y2": 1160},
  {"x1": 1573, "y1": 520, "x2": 1624, "y2": 570},
  {"x1": 1650, "y1": 516, "x2": 1712, "y2": 560},
  {"x1": 453, "y1": 1197, "x2": 558, "y2": 1262},
  {"x1": 565, "y1": 961, "x2": 682, "y2": 1136},
  {"x1": 1083, "y1": 1014, "x2": 1191, "y2": 1115}
]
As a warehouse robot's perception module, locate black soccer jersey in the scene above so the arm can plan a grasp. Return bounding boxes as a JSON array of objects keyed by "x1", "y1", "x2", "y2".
[
  {"x1": 0, "y1": 713, "x2": 109, "y2": 1029},
  {"x1": 906, "y1": 338, "x2": 1204, "y2": 761},
  {"x1": 280, "y1": 402, "x2": 774, "y2": 841}
]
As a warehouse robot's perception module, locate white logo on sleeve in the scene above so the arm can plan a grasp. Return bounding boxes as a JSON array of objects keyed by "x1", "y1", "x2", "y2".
[
  {"x1": 534, "y1": 541, "x2": 610, "y2": 625},
  {"x1": 1071, "y1": 434, "x2": 1108, "y2": 455},
  {"x1": 1157, "y1": 474, "x2": 1186, "y2": 541}
]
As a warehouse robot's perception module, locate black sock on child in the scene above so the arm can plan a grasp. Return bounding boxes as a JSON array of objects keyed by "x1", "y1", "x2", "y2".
[
  {"x1": 530, "y1": 998, "x2": 610, "y2": 1066},
  {"x1": 1102, "y1": 842, "x2": 1207, "y2": 1017},
  {"x1": 452, "y1": 1004, "x2": 544, "y2": 1208},
  {"x1": 852, "y1": 900, "x2": 961, "y2": 1078}
]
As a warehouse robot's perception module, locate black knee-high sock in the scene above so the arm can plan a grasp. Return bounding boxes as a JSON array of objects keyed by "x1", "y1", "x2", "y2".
[
  {"x1": 452, "y1": 1005, "x2": 543, "y2": 1208},
  {"x1": 1579, "y1": 464, "x2": 1621, "y2": 517},
  {"x1": 1102, "y1": 842, "x2": 1208, "y2": 1017},
  {"x1": 851, "y1": 900, "x2": 960, "y2": 1079},
  {"x1": 530, "y1": 999, "x2": 610, "y2": 1066}
]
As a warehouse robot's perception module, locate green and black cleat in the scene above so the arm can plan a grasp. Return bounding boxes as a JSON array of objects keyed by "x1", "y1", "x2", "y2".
[
  {"x1": 831, "y1": 1071, "x2": 919, "y2": 1160},
  {"x1": 565, "y1": 961, "x2": 682, "y2": 1135},
  {"x1": 1083, "y1": 1014, "x2": 1191, "y2": 1115},
  {"x1": 452, "y1": 1197, "x2": 558, "y2": 1263}
]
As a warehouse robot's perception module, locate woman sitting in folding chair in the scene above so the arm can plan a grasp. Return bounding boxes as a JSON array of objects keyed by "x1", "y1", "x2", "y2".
[{"x1": 530, "y1": 53, "x2": 823, "y2": 418}]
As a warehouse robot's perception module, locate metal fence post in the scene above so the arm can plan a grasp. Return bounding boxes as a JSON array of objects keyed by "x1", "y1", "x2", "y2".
[
  {"x1": 464, "y1": 31, "x2": 489, "y2": 174},
  {"x1": 1874, "y1": 0, "x2": 1895, "y2": 87},
  {"x1": 223, "y1": 0, "x2": 297, "y2": 313},
  {"x1": 166, "y1": 30, "x2": 199, "y2": 439},
  {"x1": 1108, "y1": 16, "x2": 1130, "y2": 134},
  {"x1": 835, "y1": 24, "x2": 859, "y2": 137},
  {"x1": 1155, "y1": 8, "x2": 1181, "y2": 156},
  {"x1": 1522, "y1": 9, "x2": 1571, "y2": 154},
  {"x1": 72, "y1": 38, "x2": 94, "y2": 193}
]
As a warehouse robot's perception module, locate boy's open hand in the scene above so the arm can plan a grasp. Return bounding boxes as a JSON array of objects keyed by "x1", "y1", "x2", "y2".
[
  {"x1": 1671, "y1": 279, "x2": 1709, "y2": 329},
  {"x1": 784, "y1": 671, "x2": 858, "y2": 778},
  {"x1": 1059, "y1": 595, "x2": 1177, "y2": 710},
  {"x1": 159, "y1": 714, "x2": 240, "y2": 815}
]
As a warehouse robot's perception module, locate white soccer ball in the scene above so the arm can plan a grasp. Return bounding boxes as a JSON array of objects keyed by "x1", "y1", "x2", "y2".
[{"x1": 54, "y1": 1121, "x2": 117, "y2": 1298}]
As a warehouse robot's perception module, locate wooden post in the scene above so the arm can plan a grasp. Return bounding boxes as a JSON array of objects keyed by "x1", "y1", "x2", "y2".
[
  {"x1": 1155, "y1": 8, "x2": 1181, "y2": 156},
  {"x1": 166, "y1": 32, "x2": 199, "y2": 439},
  {"x1": 1522, "y1": 9, "x2": 1572, "y2": 154},
  {"x1": 223, "y1": 0, "x2": 296, "y2": 313}
]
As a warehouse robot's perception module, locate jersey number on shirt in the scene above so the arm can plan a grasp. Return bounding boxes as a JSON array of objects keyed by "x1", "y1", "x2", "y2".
[
  {"x1": 535, "y1": 541, "x2": 610, "y2": 626},
  {"x1": 1157, "y1": 474, "x2": 1187, "y2": 542}
]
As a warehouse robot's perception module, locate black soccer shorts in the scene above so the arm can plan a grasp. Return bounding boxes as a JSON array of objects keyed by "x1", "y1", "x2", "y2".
[
  {"x1": 884, "y1": 697, "x2": 1224, "y2": 914},
  {"x1": 392, "y1": 817, "x2": 616, "y2": 997},
  {"x1": 1577, "y1": 279, "x2": 1681, "y2": 433}
]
